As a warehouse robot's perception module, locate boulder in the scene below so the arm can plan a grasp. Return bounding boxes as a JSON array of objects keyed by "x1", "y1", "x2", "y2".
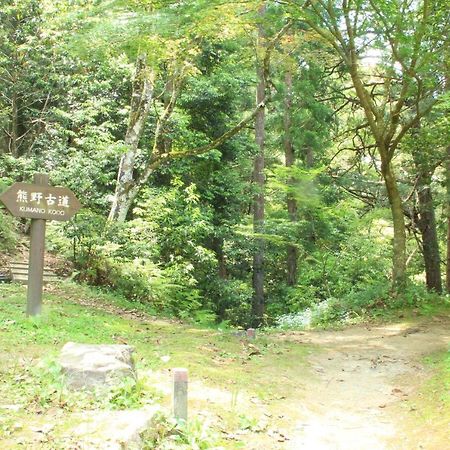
[{"x1": 59, "y1": 342, "x2": 135, "y2": 389}]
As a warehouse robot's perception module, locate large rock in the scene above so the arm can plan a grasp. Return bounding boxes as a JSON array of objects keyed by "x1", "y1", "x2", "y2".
[{"x1": 59, "y1": 342, "x2": 135, "y2": 389}]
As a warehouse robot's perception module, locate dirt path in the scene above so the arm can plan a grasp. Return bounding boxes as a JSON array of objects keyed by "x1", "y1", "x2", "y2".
[
  {"x1": 277, "y1": 318, "x2": 449, "y2": 449},
  {"x1": 148, "y1": 317, "x2": 449, "y2": 449}
]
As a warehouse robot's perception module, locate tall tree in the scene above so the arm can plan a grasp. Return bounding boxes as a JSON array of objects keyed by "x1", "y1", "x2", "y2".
[
  {"x1": 447, "y1": 142, "x2": 450, "y2": 292},
  {"x1": 106, "y1": 1, "x2": 269, "y2": 222},
  {"x1": 445, "y1": 75, "x2": 450, "y2": 293},
  {"x1": 252, "y1": 3, "x2": 267, "y2": 322},
  {"x1": 0, "y1": 0, "x2": 55, "y2": 157},
  {"x1": 284, "y1": 65, "x2": 298, "y2": 286},
  {"x1": 287, "y1": 0, "x2": 448, "y2": 288}
]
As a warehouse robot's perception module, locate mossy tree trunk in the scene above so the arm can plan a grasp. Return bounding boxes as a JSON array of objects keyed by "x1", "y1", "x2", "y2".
[
  {"x1": 381, "y1": 158, "x2": 407, "y2": 288},
  {"x1": 291, "y1": 0, "x2": 441, "y2": 291},
  {"x1": 108, "y1": 55, "x2": 155, "y2": 222}
]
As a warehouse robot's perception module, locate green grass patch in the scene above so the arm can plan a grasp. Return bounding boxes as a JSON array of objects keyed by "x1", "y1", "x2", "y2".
[
  {"x1": 0, "y1": 281, "x2": 312, "y2": 448},
  {"x1": 416, "y1": 351, "x2": 450, "y2": 423},
  {"x1": 397, "y1": 349, "x2": 450, "y2": 449}
]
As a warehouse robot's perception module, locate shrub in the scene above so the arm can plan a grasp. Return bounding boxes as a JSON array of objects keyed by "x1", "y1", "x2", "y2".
[
  {"x1": 0, "y1": 209, "x2": 18, "y2": 253},
  {"x1": 206, "y1": 278, "x2": 253, "y2": 326},
  {"x1": 275, "y1": 280, "x2": 445, "y2": 329}
]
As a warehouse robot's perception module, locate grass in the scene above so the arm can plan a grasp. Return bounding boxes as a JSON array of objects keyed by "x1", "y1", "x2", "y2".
[
  {"x1": 397, "y1": 350, "x2": 450, "y2": 448},
  {"x1": 422, "y1": 351, "x2": 450, "y2": 419},
  {"x1": 2, "y1": 281, "x2": 448, "y2": 449},
  {"x1": 0, "y1": 281, "x2": 311, "y2": 449},
  {"x1": 410, "y1": 350, "x2": 450, "y2": 426}
]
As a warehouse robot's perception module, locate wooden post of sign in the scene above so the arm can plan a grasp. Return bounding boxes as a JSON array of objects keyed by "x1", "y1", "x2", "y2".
[{"x1": 26, "y1": 173, "x2": 49, "y2": 317}]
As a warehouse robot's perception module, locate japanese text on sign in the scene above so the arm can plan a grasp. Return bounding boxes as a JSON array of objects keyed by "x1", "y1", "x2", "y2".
[{"x1": 16, "y1": 190, "x2": 70, "y2": 208}]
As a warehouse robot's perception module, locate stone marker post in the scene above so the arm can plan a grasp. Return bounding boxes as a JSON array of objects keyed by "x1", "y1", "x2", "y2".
[
  {"x1": 173, "y1": 368, "x2": 188, "y2": 422},
  {"x1": 26, "y1": 173, "x2": 49, "y2": 317}
]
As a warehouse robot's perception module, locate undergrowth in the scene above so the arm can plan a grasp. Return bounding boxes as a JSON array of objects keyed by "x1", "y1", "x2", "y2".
[
  {"x1": 143, "y1": 413, "x2": 228, "y2": 450},
  {"x1": 275, "y1": 282, "x2": 449, "y2": 330}
]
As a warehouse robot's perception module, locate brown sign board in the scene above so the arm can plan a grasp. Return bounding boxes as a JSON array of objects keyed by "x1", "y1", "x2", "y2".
[{"x1": 0, "y1": 182, "x2": 81, "y2": 221}]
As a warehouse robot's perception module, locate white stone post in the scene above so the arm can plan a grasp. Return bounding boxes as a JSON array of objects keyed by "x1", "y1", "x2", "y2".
[{"x1": 173, "y1": 368, "x2": 188, "y2": 422}]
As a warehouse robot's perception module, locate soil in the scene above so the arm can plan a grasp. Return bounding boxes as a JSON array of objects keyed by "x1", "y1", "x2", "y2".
[
  {"x1": 281, "y1": 318, "x2": 449, "y2": 450},
  {"x1": 149, "y1": 316, "x2": 449, "y2": 449}
]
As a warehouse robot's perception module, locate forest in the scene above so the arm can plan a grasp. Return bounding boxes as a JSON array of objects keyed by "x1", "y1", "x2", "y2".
[
  {"x1": 0, "y1": 0, "x2": 449, "y2": 327},
  {"x1": 0, "y1": 1, "x2": 449, "y2": 449}
]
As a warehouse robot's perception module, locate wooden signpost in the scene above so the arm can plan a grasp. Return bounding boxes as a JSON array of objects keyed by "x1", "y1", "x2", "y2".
[{"x1": 0, "y1": 173, "x2": 81, "y2": 316}]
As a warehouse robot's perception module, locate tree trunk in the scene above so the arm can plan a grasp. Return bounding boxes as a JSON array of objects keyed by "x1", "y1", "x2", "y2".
[
  {"x1": 108, "y1": 159, "x2": 139, "y2": 222},
  {"x1": 445, "y1": 75, "x2": 450, "y2": 293},
  {"x1": 407, "y1": 108, "x2": 442, "y2": 292},
  {"x1": 107, "y1": 70, "x2": 266, "y2": 223},
  {"x1": 284, "y1": 68, "x2": 297, "y2": 286},
  {"x1": 305, "y1": 147, "x2": 314, "y2": 168},
  {"x1": 10, "y1": 89, "x2": 19, "y2": 157},
  {"x1": 211, "y1": 236, "x2": 227, "y2": 279},
  {"x1": 160, "y1": 78, "x2": 174, "y2": 154},
  {"x1": 447, "y1": 144, "x2": 450, "y2": 292},
  {"x1": 252, "y1": 3, "x2": 266, "y2": 324},
  {"x1": 412, "y1": 145, "x2": 442, "y2": 293},
  {"x1": 416, "y1": 179, "x2": 442, "y2": 292},
  {"x1": 108, "y1": 56, "x2": 155, "y2": 222},
  {"x1": 381, "y1": 158, "x2": 407, "y2": 288}
]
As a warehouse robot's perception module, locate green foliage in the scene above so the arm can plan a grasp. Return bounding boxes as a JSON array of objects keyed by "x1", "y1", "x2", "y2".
[
  {"x1": 49, "y1": 207, "x2": 207, "y2": 318},
  {"x1": 1, "y1": 0, "x2": 448, "y2": 329},
  {"x1": 11, "y1": 357, "x2": 67, "y2": 410},
  {"x1": 0, "y1": 209, "x2": 17, "y2": 253},
  {"x1": 106, "y1": 375, "x2": 160, "y2": 410},
  {"x1": 143, "y1": 413, "x2": 224, "y2": 450},
  {"x1": 276, "y1": 282, "x2": 447, "y2": 329},
  {"x1": 263, "y1": 198, "x2": 393, "y2": 319},
  {"x1": 0, "y1": 0, "x2": 65, "y2": 158},
  {"x1": 0, "y1": 155, "x2": 39, "y2": 183},
  {"x1": 0, "y1": 175, "x2": 18, "y2": 251},
  {"x1": 205, "y1": 279, "x2": 253, "y2": 327},
  {"x1": 2, "y1": 356, "x2": 158, "y2": 412},
  {"x1": 134, "y1": 181, "x2": 215, "y2": 265},
  {"x1": 422, "y1": 351, "x2": 450, "y2": 412},
  {"x1": 268, "y1": 165, "x2": 322, "y2": 207}
]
